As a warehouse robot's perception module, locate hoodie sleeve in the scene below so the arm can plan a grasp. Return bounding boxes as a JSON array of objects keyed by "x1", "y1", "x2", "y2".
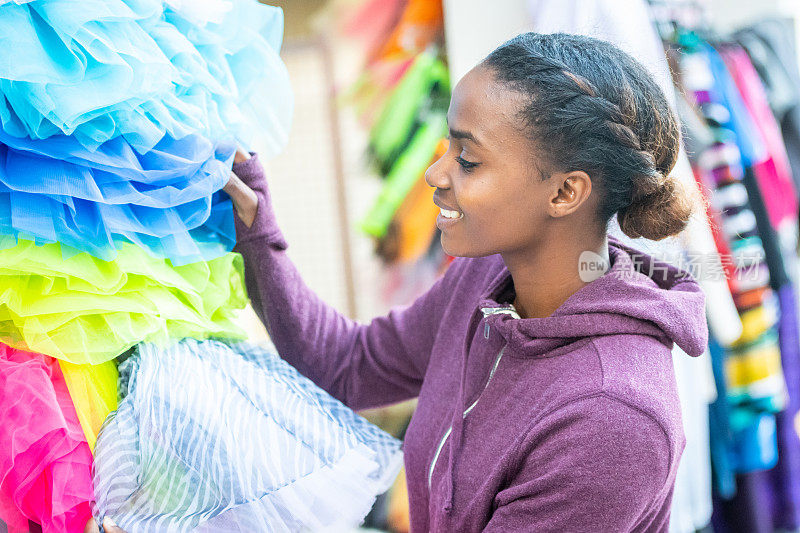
[
  {"x1": 231, "y1": 154, "x2": 455, "y2": 411},
  {"x1": 483, "y1": 394, "x2": 674, "y2": 532}
]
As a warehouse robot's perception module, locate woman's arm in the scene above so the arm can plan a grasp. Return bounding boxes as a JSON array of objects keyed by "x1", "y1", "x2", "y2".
[{"x1": 226, "y1": 152, "x2": 454, "y2": 411}]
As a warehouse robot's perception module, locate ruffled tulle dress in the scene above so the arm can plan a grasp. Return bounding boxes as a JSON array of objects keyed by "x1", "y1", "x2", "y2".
[
  {"x1": 0, "y1": 343, "x2": 95, "y2": 532},
  {"x1": 0, "y1": 235, "x2": 248, "y2": 365},
  {"x1": 92, "y1": 339, "x2": 403, "y2": 533},
  {"x1": 0, "y1": 0, "x2": 293, "y2": 265},
  {"x1": 0, "y1": 131, "x2": 238, "y2": 264},
  {"x1": 0, "y1": 0, "x2": 292, "y2": 154},
  {"x1": 0, "y1": 2, "x2": 405, "y2": 532}
]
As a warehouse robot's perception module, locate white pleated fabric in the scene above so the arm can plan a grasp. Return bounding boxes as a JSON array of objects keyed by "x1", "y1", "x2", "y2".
[{"x1": 92, "y1": 338, "x2": 403, "y2": 532}]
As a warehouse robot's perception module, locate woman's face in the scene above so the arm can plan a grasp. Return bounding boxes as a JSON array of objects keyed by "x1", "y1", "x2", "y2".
[{"x1": 425, "y1": 65, "x2": 580, "y2": 258}]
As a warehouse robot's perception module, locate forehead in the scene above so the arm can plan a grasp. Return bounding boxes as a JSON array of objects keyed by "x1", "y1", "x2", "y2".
[{"x1": 447, "y1": 65, "x2": 527, "y2": 146}]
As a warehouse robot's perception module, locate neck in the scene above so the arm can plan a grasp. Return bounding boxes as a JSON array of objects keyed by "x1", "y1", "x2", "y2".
[{"x1": 503, "y1": 233, "x2": 610, "y2": 319}]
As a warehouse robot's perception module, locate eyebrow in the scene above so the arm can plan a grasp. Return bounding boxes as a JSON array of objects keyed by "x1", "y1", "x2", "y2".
[
  {"x1": 446, "y1": 116, "x2": 483, "y2": 147},
  {"x1": 448, "y1": 127, "x2": 483, "y2": 147}
]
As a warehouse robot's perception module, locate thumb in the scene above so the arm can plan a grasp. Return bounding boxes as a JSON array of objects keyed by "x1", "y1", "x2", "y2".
[
  {"x1": 223, "y1": 170, "x2": 244, "y2": 194},
  {"x1": 234, "y1": 148, "x2": 251, "y2": 164},
  {"x1": 102, "y1": 516, "x2": 127, "y2": 533}
]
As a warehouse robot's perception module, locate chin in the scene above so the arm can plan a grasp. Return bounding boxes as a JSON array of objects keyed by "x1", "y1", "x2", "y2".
[{"x1": 440, "y1": 236, "x2": 492, "y2": 258}]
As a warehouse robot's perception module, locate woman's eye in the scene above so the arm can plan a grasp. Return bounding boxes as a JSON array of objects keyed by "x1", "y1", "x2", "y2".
[{"x1": 456, "y1": 156, "x2": 479, "y2": 172}]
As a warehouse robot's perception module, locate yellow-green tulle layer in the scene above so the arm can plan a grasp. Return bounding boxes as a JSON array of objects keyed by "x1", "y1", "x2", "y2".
[
  {"x1": 0, "y1": 237, "x2": 247, "y2": 365},
  {"x1": 59, "y1": 359, "x2": 119, "y2": 451}
]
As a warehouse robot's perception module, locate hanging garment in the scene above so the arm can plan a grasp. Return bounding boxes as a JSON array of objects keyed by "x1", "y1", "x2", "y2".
[
  {"x1": 709, "y1": 45, "x2": 792, "y2": 290},
  {"x1": 712, "y1": 470, "x2": 775, "y2": 533},
  {"x1": 361, "y1": 112, "x2": 448, "y2": 239},
  {"x1": 371, "y1": 0, "x2": 443, "y2": 64},
  {"x1": 91, "y1": 338, "x2": 403, "y2": 533},
  {"x1": 679, "y1": 42, "x2": 785, "y2": 508},
  {"x1": 707, "y1": 337, "x2": 737, "y2": 499},
  {"x1": 771, "y1": 283, "x2": 800, "y2": 530},
  {"x1": 692, "y1": 170, "x2": 783, "y2": 469},
  {"x1": 345, "y1": 0, "x2": 443, "y2": 129},
  {"x1": 58, "y1": 358, "x2": 118, "y2": 450},
  {"x1": 386, "y1": 139, "x2": 448, "y2": 264},
  {"x1": 367, "y1": 50, "x2": 449, "y2": 175},
  {"x1": 0, "y1": 133, "x2": 236, "y2": 264},
  {"x1": 0, "y1": 236, "x2": 247, "y2": 365},
  {"x1": 735, "y1": 19, "x2": 800, "y2": 200},
  {"x1": 0, "y1": 343, "x2": 94, "y2": 533},
  {"x1": 720, "y1": 46, "x2": 798, "y2": 231},
  {"x1": 0, "y1": 0, "x2": 292, "y2": 155}
]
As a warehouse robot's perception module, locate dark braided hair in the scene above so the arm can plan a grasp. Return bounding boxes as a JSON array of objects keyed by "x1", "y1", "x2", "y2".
[{"x1": 483, "y1": 32, "x2": 694, "y2": 241}]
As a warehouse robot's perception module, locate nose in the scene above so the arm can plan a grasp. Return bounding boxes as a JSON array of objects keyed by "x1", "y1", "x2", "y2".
[{"x1": 424, "y1": 153, "x2": 450, "y2": 190}]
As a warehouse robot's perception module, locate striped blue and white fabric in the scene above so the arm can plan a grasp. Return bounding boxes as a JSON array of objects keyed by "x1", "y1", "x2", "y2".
[{"x1": 91, "y1": 338, "x2": 404, "y2": 532}]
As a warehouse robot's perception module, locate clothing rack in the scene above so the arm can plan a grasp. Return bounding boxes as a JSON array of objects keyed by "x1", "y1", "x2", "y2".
[{"x1": 647, "y1": 0, "x2": 710, "y2": 34}]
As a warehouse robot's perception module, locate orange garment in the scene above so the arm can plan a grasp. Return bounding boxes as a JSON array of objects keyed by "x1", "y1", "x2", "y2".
[
  {"x1": 373, "y1": 0, "x2": 443, "y2": 64},
  {"x1": 385, "y1": 139, "x2": 448, "y2": 263},
  {"x1": 733, "y1": 286, "x2": 770, "y2": 311}
]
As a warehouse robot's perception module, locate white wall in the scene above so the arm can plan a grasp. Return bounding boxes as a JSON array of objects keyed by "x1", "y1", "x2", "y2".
[
  {"x1": 706, "y1": 0, "x2": 792, "y2": 31},
  {"x1": 444, "y1": 0, "x2": 800, "y2": 87}
]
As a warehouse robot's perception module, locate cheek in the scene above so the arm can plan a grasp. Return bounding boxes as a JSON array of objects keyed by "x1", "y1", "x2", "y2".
[
  {"x1": 456, "y1": 175, "x2": 537, "y2": 224},
  {"x1": 452, "y1": 176, "x2": 543, "y2": 249}
]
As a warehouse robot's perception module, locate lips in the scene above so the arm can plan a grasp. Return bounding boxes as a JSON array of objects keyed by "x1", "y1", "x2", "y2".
[{"x1": 433, "y1": 196, "x2": 461, "y2": 214}]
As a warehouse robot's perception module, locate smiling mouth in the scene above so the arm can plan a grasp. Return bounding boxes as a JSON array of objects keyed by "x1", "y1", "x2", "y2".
[{"x1": 440, "y1": 208, "x2": 463, "y2": 219}]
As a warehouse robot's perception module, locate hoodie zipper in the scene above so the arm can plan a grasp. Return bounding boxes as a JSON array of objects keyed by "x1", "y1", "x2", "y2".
[{"x1": 427, "y1": 339, "x2": 508, "y2": 490}]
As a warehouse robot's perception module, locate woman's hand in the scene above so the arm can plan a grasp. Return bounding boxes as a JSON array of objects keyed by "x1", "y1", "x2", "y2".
[
  {"x1": 84, "y1": 516, "x2": 126, "y2": 533},
  {"x1": 224, "y1": 148, "x2": 259, "y2": 228},
  {"x1": 233, "y1": 148, "x2": 250, "y2": 164}
]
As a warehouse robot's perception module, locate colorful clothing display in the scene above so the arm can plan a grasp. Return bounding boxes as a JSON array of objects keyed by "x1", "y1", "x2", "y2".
[
  {"x1": 654, "y1": 13, "x2": 800, "y2": 532},
  {"x1": 0, "y1": 2, "x2": 404, "y2": 531},
  {"x1": 680, "y1": 40, "x2": 786, "y2": 474}
]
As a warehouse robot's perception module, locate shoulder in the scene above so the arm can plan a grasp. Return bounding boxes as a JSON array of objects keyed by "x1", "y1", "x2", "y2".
[{"x1": 588, "y1": 335, "x2": 684, "y2": 455}]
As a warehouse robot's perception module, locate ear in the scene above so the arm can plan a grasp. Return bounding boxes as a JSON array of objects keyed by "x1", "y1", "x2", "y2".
[{"x1": 547, "y1": 170, "x2": 592, "y2": 217}]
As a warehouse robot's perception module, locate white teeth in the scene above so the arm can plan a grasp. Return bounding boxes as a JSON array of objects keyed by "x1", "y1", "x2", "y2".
[{"x1": 440, "y1": 208, "x2": 463, "y2": 219}]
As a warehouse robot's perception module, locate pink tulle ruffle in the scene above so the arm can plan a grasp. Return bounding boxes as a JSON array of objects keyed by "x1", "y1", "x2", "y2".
[{"x1": 0, "y1": 343, "x2": 94, "y2": 532}]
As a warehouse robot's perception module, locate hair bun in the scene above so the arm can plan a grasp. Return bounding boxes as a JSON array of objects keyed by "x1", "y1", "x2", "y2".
[{"x1": 617, "y1": 173, "x2": 696, "y2": 241}]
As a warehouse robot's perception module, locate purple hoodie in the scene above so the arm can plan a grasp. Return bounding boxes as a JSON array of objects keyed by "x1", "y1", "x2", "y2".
[{"x1": 231, "y1": 154, "x2": 709, "y2": 532}]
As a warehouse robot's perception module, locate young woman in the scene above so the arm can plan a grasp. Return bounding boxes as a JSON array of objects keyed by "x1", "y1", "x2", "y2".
[{"x1": 223, "y1": 32, "x2": 708, "y2": 532}]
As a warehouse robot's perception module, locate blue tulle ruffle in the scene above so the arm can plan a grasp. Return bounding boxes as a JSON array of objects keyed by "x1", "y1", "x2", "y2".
[
  {"x1": 0, "y1": 0, "x2": 292, "y2": 156},
  {"x1": 0, "y1": 130, "x2": 236, "y2": 264}
]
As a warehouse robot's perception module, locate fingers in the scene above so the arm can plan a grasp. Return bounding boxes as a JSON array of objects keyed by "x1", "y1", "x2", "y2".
[
  {"x1": 223, "y1": 171, "x2": 259, "y2": 228},
  {"x1": 84, "y1": 516, "x2": 127, "y2": 533},
  {"x1": 103, "y1": 516, "x2": 127, "y2": 533},
  {"x1": 234, "y1": 148, "x2": 251, "y2": 164},
  {"x1": 223, "y1": 171, "x2": 244, "y2": 195}
]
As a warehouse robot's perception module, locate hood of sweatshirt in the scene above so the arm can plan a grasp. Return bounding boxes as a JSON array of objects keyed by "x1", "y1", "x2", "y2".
[
  {"x1": 480, "y1": 235, "x2": 709, "y2": 358},
  {"x1": 442, "y1": 235, "x2": 708, "y2": 513}
]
